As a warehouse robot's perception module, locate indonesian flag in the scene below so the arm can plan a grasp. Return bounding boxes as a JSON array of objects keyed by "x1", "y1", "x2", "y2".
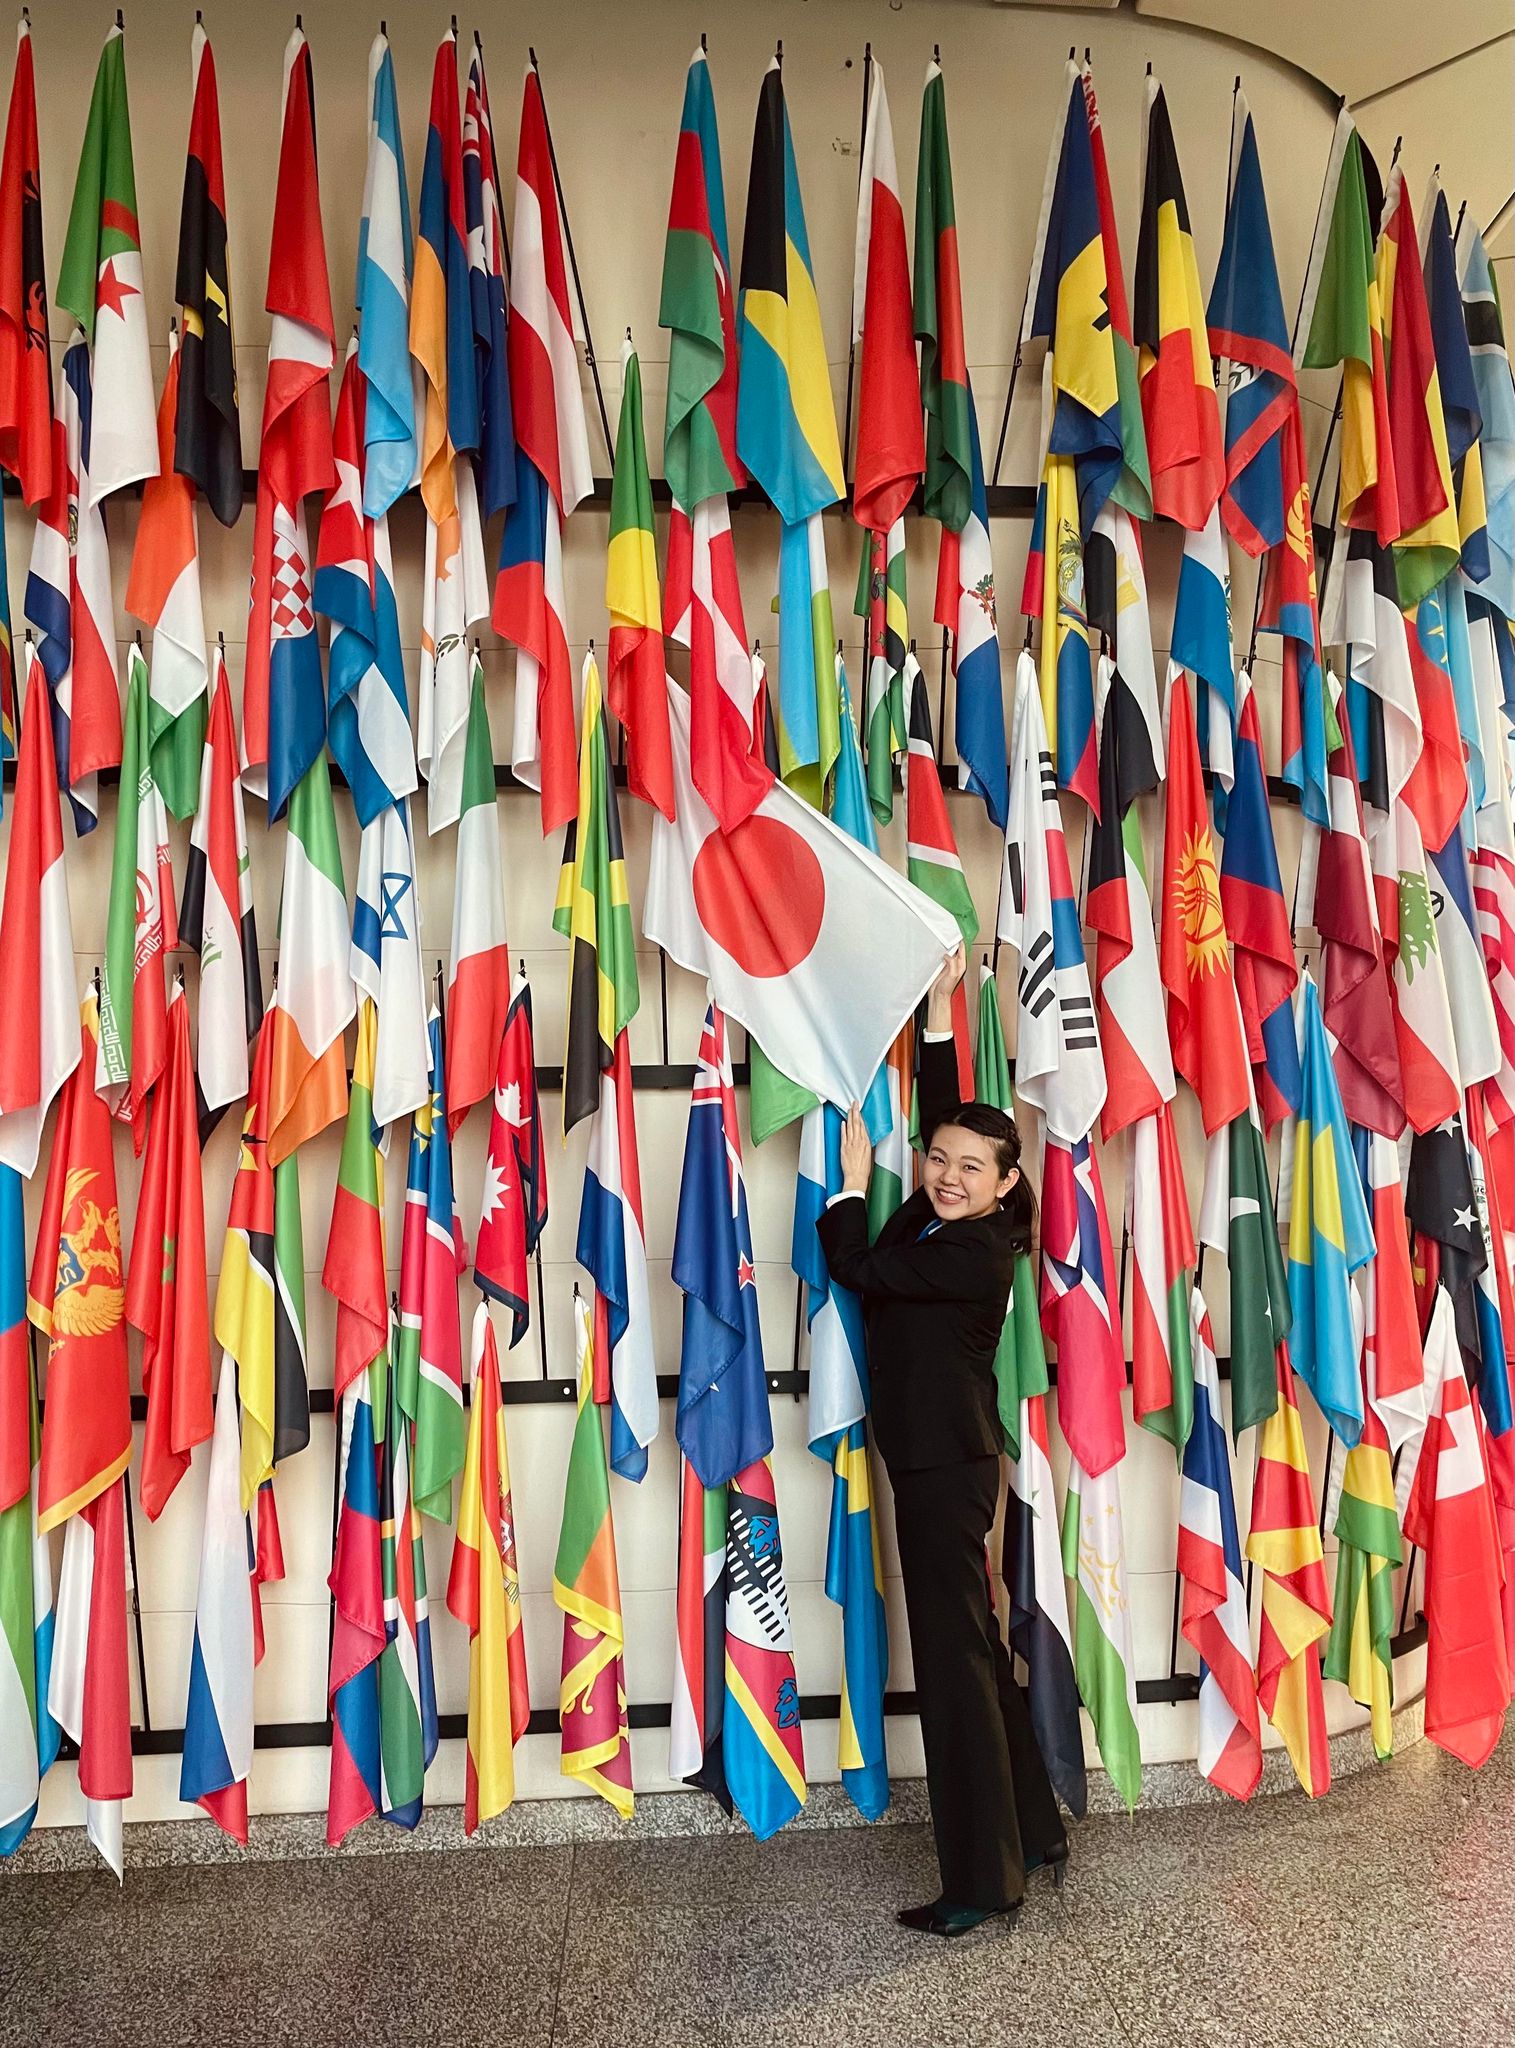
[
  {"x1": 1402, "y1": 1285, "x2": 1512, "y2": 1767},
  {"x1": 666, "y1": 494, "x2": 771, "y2": 831},
  {"x1": 446, "y1": 656, "x2": 511, "y2": 1134},
  {"x1": 48, "y1": 1478, "x2": 132, "y2": 1878},
  {"x1": 0, "y1": 17, "x2": 52, "y2": 505},
  {"x1": 0, "y1": 646, "x2": 79, "y2": 1178},
  {"x1": 645, "y1": 680, "x2": 958, "y2": 1113},
  {"x1": 242, "y1": 27, "x2": 335, "y2": 818},
  {"x1": 474, "y1": 968, "x2": 548, "y2": 1345},
  {"x1": 850, "y1": 59, "x2": 922, "y2": 533}
]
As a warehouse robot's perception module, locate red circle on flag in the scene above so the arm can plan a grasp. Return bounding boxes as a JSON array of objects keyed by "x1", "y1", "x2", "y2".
[{"x1": 692, "y1": 816, "x2": 825, "y2": 978}]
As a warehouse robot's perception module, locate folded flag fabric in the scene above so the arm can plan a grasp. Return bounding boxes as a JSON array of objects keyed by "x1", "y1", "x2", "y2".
[
  {"x1": 326, "y1": 1363, "x2": 384, "y2": 1846},
  {"x1": 1357, "y1": 1127, "x2": 1427, "y2": 1453},
  {"x1": 1061, "y1": 1455, "x2": 1141, "y2": 1812},
  {"x1": 48, "y1": 1476, "x2": 131, "y2": 1878},
  {"x1": 1457, "y1": 213, "x2": 1515, "y2": 621},
  {"x1": 174, "y1": 21, "x2": 239, "y2": 527},
  {"x1": 0, "y1": 18, "x2": 52, "y2": 508},
  {"x1": 447, "y1": 1302, "x2": 530, "y2": 1832},
  {"x1": 350, "y1": 798, "x2": 428, "y2": 1132},
  {"x1": 1324, "y1": 1393, "x2": 1402, "y2": 1761},
  {"x1": 267, "y1": 754, "x2": 353, "y2": 1166},
  {"x1": 462, "y1": 38, "x2": 516, "y2": 522},
  {"x1": 475, "y1": 967, "x2": 548, "y2": 1346},
  {"x1": 850, "y1": 57, "x2": 922, "y2": 536},
  {"x1": 374, "y1": 1352, "x2": 439, "y2": 1830},
  {"x1": 1004, "y1": 1390, "x2": 1085, "y2": 1818},
  {"x1": 578, "y1": 1033, "x2": 658, "y2": 1482},
  {"x1": 446, "y1": 656, "x2": 511, "y2": 1134},
  {"x1": 721, "y1": 1456, "x2": 807, "y2": 1839},
  {"x1": 1198, "y1": 1087, "x2": 1291, "y2": 1441},
  {"x1": 555, "y1": 1293, "x2": 634, "y2": 1818},
  {"x1": 1323, "y1": 527, "x2": 1422, "y2": 820},
  {"x1": 1129, "y1": 1103, "x2": 1196, "y2": 1454},
  {"x1": 606, "y1": 336, "x2": 673, "y2": 819},
  {"x1": 1219, "y1": 677, "x2": 1300, "y2": 1132},
  {"x1": 972, "y1": 965, "x2": 1044, "y2": 1456},
  {"x1": 903, "y1": 656, "x2": 977, "y2": 944},
  {"x1": 937, "y1": 398, "x2": 1010, "y2": 824},
  {"x1": 914, "y1": 59, "x2": 971, "y2": 535},
  {"x1": 1376, "y1": 166, "x2": 1459, "y2": 610},
  {"x1": 670, "y1": 1455, "x2": 730, "y2": 1807},
  {"x1": 396, "y1": 1007, "x2": 468, "y2": 1524},
  {"x1": 323, "y1": 998, "x2": 389, "y2": 1403},
  {"x1": 1040, "y1": 1130, "x2": 1126, "y2": 1478},
  {"x1": 1377, "y1": 798, "x2": 1462, "y2": 1135},
  {"x1": 858, "y1": 519, "x2": 909, "y2": 826}
]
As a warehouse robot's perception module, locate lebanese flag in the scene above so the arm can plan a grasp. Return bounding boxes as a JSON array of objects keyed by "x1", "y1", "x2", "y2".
[
  {"x1": 850, "y1": 59, "x2": 922, "y2": 533},
  {"x1": 446, "y1": 660, "x2": 511, "y2": 1134},
  {"x1": 126, "y1": 984, "x2": 212, "y2": 1521},
  {"x1": 0, "y1": 646, "x2": 79, "y2": 1178},
  {"x1": 665, "y1": 494, "x2": 771, "y2": 832},
  {"x1": 644, "y1": 679, "x2": 959, "y2": 1114},
  {"x1": 474, "y1": 968, "x2": 548, "y2": 1346},
  {"x1": 1375, "y1": 799, "x2": 1461, "y2": 1134},
  {"x1": 47, "y1": 1478, "x2": 132, "y2": 1879},
  {"x1": 0, "y1": 17, "x2": 50, "y2": 504},
  {"x1": 1402, "y1": 1286, "x2": 1512, "y2": 1767}
]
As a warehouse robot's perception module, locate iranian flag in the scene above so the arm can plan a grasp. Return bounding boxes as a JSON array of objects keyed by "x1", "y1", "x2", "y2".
[{"x1": 446, "y1": 652, "x2": 511, "y2": 1134}]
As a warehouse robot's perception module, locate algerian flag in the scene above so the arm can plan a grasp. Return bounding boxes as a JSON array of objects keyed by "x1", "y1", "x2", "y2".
[{"x1": 1061, "y1": 1456, "x2": 1141, "y2": 1812}]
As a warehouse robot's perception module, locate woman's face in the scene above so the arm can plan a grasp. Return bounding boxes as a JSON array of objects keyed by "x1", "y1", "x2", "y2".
[{"x1": 922, "y1": 1123, "x2": 1018, "y2": 1222}]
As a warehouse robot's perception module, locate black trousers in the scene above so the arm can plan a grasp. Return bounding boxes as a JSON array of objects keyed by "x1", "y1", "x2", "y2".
[{"x1": 891, "y1": 1454, "x2": 1066, "y2": 1909}]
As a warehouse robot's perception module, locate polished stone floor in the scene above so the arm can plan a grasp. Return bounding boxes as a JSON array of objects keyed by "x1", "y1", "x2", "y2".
[{"x1": 3, "y1": 1733, "x2": 1509, "y2": 2048}]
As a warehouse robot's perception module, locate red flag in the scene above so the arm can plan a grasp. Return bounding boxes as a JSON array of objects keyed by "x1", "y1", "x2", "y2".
[
  {"x1": 850, "y1": 59, "x2": 922, "y2": 533},
  {"x1": 127, "y1": 983, "x2": 212, "y2": 1520},
  {"x1": 474, "y1": 970, "x2": 548, "y2": 1347},
  {"x1": 0, "y1": 19, "x2": 50, "y2": 503},
  {"x1": 1402, "y1": 592, "x2": 1467, "y2": 857},
  {"x1": 1161, "y1": 667, "x2": 1249, "y2": 1134},
  {"x1": 51, "y1": 1477, "x2": 133, "y2": 1876},
  {"x1": 1039, "y1": 1130, "x2": 1125, "y2": 1477}
]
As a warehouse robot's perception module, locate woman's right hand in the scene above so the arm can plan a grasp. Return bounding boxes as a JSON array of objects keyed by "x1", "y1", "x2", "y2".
[
  {"x1": 926, "y1": 942, "x2": 967, "y2": 1034},
  {"x1": 840, "y1": 1103, "x2": 873, "y2": 1194}
]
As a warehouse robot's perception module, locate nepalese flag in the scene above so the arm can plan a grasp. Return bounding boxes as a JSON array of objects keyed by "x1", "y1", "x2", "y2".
[
  {"x1": 606, "y1": 337, "x2": 674, "y2": 819},
  {"x1": 555, "y1": 1295, "x2": 634, "y2": 1818},
  {"x1": 669, "y1": 1457, "x2": 730, "y2": 1808},
  {"x1": 48, "y1": 1475, "x2": 132, "y2": 1878},
  {"x1": 1161, "y1": 667, "x2": 1250, "y2": 1136},
  {"x1": 1402, "y1": 1285, "x2": 1512, "y2": 1767},
  {"x1": 1245, "y1": 1346, "x2": 1332, "y2": 1799},
  {"x1": 1171, "y1": 510, "x2": 1237, "y2": 789},
  {"x1": 242, "y1": 27, "x2": 335, "y2": 819},
  {"x1": 1296, "y1": 699, "x2": 1404, "y2": 1138},
  {"x1": 1062, "y1": 1455, "x2": 1141, "y2": 1811},
  {"x1": 323, "y1": 1000, "x2": 389, "y2": 1404},
  {"x1": 1004, "y1": 1390, "x2": 1086, "y2": 1818},
  {"x1": 1403, "y1": 581, "x2": 1468, "y2": 857},
  {"x1": 1422, "y1": 180, "x2": 1486, "y2": 585},
  {"x1": 0, "y1": 17, "x2": 52, "y2": 507},
  {"x1": 97, "y1": 645, "x2": 178, "y2": 1152},
  {"x1": 1086, "y1": 649, "x2": 1173, "y2": 1142},
  {"x1": 1377, "y1": 168, "x2": 1460, "y2": 610},
  {"x1": 850, "y1": 59, "x2": 921, "y2": 535},
  {"x1": 673, "y1": 1005, "x2": 775, "y2": 1490},
  {"x1": 1377, "y1": 799, "x2": 1460, "y2": 1135},
  {"x1": 1280, "y1": 975, "x2": 1376, "y2": 1444},
  {"x1": 351, "y1": 799, "x2": 429, "y2": 1132},
  {"x1": 124, "y1": 326, "x2": 207, "y2": 823},
  {"x1": 1324, "y1": 527, "x2": 1422, "y2": 819},
  {"x1": 30, "y1": 998, "x2": 131, "y2": 1535},
  {"x1": 375, "y1": 1357, "x2": 439, "y2": 1830},
  {"x1": 904, "y1": 657, "x2": 977, "y2": 944},
  {"x1": 0, "y1": 1164, "x2": 59, "y2": 1860},
  {"x1": 661, "y1": 47, "x2": 743, "y2": 515},
  {"x1": 315, "y1": 339, "x2": 415, "y2": 827},
  {"x1": 578, "y1": 1033, "x2": 658, "y2": 1483},
  {"x1": 722, "y1": 1457, "x2": 807, "y2": 1839},
  {"x1": 1458, "y1": 214, "x2": 1515, "y2": 620},
  {"x1": 474, "y1": 969, "x2": 548, "y2": 1345},
  {"x1": 1429, "y1": 826, "x2": 1502, "y2": 1096},
  {"x1": 858, "y1": 520, "x2": 908, "y2": 826},
  {"x1": 554, "y1": 655, "x2": 640, "y2": 1135},
  {"x1": 0, "y1": 648, "x2": 78, "y2": 1180},
  {"x1": 180, "y1": 1364, "x2": 263, "y2": 1842},
  {"x1": 1219, "y1": 678, "x2": 1300, "y2": 1133},
  {"x1": 26, "y1": 338, "x2": 120, "y2": 831},
  {"x1": 57, "y1": 23, "x2": 156, "y2": 504},
  {"x1": 997, "y1": 651, "x2": 1104, "y2": 1142},
  {"x1": 1178, "y1": 1294, "x2": 1263, "y2": 1800},
  {"x1": 463, "y1": 38, "x2": 515, "y2": 522},
  {"x1": 1040, "y1": 1130, "x2": 1126, "y2": 1478},
  {"x1": 1129, "y1": 1104, "x2": 1196, "y2": 1455},
  {"x1": 356, "y1": 33, "x2": 415, "y2": 520},
  {"x1": 1133, "y1": 79, "x2": 1223, "y2": 531},
  {"x1": 326, "y1": 1366, "x2": 384, "y2": 1846},
  {"x1": 447, "y1": 1302, "x2": 530, "y2": 1833},
  {"x1": 180, "y1": 657, "x2": 261, "y2": 1133},
  {"x1": 1323, "y1": 1393, "x2": 1403, "y2": 1762},
  {"x1": 396, "y1": 1008, "x2": 468, "y2": 1525},
  {"x1": 266, "y1": 755, "x2": 354, "y2": 1167},
  {"x1": 936, "y1": 397, "x2": 1010, "y2": 825},
  {"x1": 217, "y1": 1010, "x2": 310, "y2": 1512},
  {"x1": 1357, "y1": 1128, "x2": 1427, "y2": 1454},
  {"x1": 446, "y1": 659, "x2": 510, "y2": 1134},
  {"x1": 1206, "y1": 96, "x2": 1291, "y2": 557},
  {"x1": 1080, "y1": 60, "x2": 1151, "y2": 516},
  {"x1": 174, "y1": 22, "x2": 239, "y2": 528},
  {"x1": 497, "y1": 67, "x2": 592, "y2": 838},
  {"x1": 1021, "y1": 454, "x2": 1095, "y2": 811},
  {"x1": 1198, "y1": 1088, "x2": 1291, "y2": 1442},
  {"x1": 1296, "y1": 114, "x2": 1397, "y2": 542},
  {"x1": 127, "y1": 987, "x2": 212, "y2": 1522},
  {"x1": 914, "y1": 60, "x2": 971, "y2": 535}
]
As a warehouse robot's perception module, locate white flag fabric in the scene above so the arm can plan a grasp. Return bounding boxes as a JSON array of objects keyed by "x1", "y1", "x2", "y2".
[{"x1": 645, "y1": 681, "x2": 959, "y2": 1110}]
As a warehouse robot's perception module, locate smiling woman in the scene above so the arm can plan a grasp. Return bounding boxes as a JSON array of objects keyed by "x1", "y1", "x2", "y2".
[{"x1": 816, "y1": 944, "x2": 1065, "y2": 1938}]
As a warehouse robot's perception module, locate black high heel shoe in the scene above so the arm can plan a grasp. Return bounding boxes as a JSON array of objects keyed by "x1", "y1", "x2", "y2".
[
  {"x1": 1025, "y1": 1842, "x2": 1069, "y2": 1888},
  {"x1": 896, "y1": 1899, "x2": 1024, "y2": 1938}
]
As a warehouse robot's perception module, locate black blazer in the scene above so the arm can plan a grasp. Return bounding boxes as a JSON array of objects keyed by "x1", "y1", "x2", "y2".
[{"x1": 815, "y1": 1037, "x2": 1015, "y2": 1474}]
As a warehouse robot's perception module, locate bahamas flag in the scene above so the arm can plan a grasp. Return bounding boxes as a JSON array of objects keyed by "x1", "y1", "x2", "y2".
[
  {"x1": 1283, "y1": 975, "x2": 1375, "y2": 1444},
  {"x1": 737, "y1": 59, "x2": 845, "y2": 807}
]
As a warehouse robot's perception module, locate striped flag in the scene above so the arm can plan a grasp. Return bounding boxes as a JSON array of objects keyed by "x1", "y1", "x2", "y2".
[
  {"x1": 180, "y1": 649, "x2": 262, "y2": 1130},
  {"x1": 578, "y1": 1034, "x2": 657, "y2": 1482},
  {"x1": 914, "y1": 60, "x2": 971, "y2": 533},
  {"x1": 0, "y1": 1165, "x2": 59, "y2": 1859},
  {"x1": 851, "y1": 58, "x2": 921, "y2": 536},
  {"x1": 1357, "y1": 1129, "x2": 1426, "y2": 1452},
  {"x1": 356, "y1": 32, "x2": 416, "y2": 519},
  {"x1": 0, "y1": 17, "x2": 51, "y2": 507},
  {"x1": 1004, "y1": 1390, "x2": 1085, "y2": 1818},
  {"x1": 326, "y1": 1364, "x2": 384, "y2": 1845},
  {"x1": 463, "y1": 38, "x2": 515, "y2": 520},
  {"x1": 1324, "y1": 529, "x2": 1422, "y2": 819},
  {"x1": 1041, "y1": 1131, "x2": 1126, "y2": 1478},
  {"x1": 174, "y1": 22, "x2": 239, "y2": 527},
  {"x1": 1402, "y1": 582, "x2": 1468, "y2": 858},
  {"x1": 1083, "y1": 60, "x2": 1152, "y2": 512},
  {"x1": 1083, "y1": 506, "x2": 1163, "y2": 785},
  {"x1": 474, "y1": 968, "x2": 548, "y2": 1346},
  {"x1": 124, "y1": 326, "x2": 207, "y2": 821},
  {"x1": 1170, "y1": 512, "x2": 1237, "y2": 787},
  {"x1": 1377, "y1": 167, "x2": 1460, "y2": 609},
  {"x1": 446, "y1": 657, "x2": 511, "y2": 1133},
  {"x1": 0, "y1": 647, "x2": 78, "y2": 1177},
  {"x1": 1429, "y1": 824, "x2": 1501, "y2": 1094},
  {"x1": 48, "y1": 1477, "x2": 131, "y2": 1878},
  {"x1": 375, "y1": 1354, "x2": 439, "y2": 1828},
  {"x1": 1199, "y1": 1083, "x2": 1291, "y2": 1441},
  {"x1": 1324, "y1": 1396, "x2": 1402, "y2": 1760},
  {"x1": 447, "y1": 1302, "x2": 530, "y2": 1832},
  {"x1": 1458, "y1": 214, "x2": 1515, "y2": 620},
  {"x1": 1129, "y1": 1104, "x2": 1196, "y2": 1453},
  {"x1": 1061, "y1": 1456, "x2": 1140, "y2": 1811},
  {"x1": 323, "y1": 999, "x2": 389, "y2": 1403},
  {"x1": 607, "y1": 337, "x2": 672, "y2": 818},
  {"x1": 670, "y1": 1456, "x2": 729, "y2": 1806},
  {"x1": 903, "y1": 657, "x2": 977, "y2": 943},
  {"x1": 858, "y1": 521, "x2": 908, "y2": 826},
  {"x1": 555, "y1": 1294, "x2": 634, "y2": 1816},
  {"x1": 267, "y1": 756, "x2": 352, "y2": 1166},
  {"x1": 350, "y1": 799, "x2": 429, "y2": 1131},
  {"x1": 1178, "y1": 1295, "x2": 1262, "y2": 1798},
  {"x1": 242, "y1": 26, "x2": 334, "y2": 818},
  {"x1": 1245, "y1": 1347, "x2": 1332, "y2": 1798},
  {"x1": 1472, "y1": 841, "x2": 1515, "y2": 1129},
  {"x1": 396, "y1": 1008, "x2": 468, "y2": 1523}
]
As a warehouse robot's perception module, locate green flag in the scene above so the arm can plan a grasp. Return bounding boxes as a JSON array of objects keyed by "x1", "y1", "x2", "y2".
[
  {"x1": 1062, "y1": 1458, "x2": 1141, "y2": 1812},
  {"x1": 1223, "y1": 1105, "x2": 1290, "y2": 1440},
  {"x1": 914, "y1": 62, "x2": 972, "y2": 533},
  {"x1": 855, "y1": 524, "x2": 908, "y2": 826},
  {"x1": 973, "y1": 964, "x2": 1042, "y2": 1455}
]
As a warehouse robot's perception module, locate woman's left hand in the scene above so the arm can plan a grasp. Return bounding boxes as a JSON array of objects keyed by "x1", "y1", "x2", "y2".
[{"x1": 840, "y1": 1103, "x2": 872, "y2": 1193}]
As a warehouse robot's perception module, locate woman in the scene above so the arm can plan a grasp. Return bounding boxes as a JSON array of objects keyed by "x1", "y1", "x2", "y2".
[{"x1": 816, "y1": 946, "x2": 1067, "y2": 1938}]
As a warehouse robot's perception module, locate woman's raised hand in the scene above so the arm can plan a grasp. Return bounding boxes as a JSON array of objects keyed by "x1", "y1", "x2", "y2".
[
  {"x1": 926, "y1": 942, "x2": 968, "y2": 1033},
  {"x1": 840, "y1": 1102, "x2": 873, "y2": 1194}
]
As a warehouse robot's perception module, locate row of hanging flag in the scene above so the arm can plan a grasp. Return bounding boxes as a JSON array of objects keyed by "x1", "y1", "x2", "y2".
[{"x1": 0, "y1": 19, "x2": 1511, "y2": 1872}]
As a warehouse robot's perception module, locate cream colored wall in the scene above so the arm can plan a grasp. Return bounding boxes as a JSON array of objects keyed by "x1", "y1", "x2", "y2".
[{"x1": 3, "y1": 0, "x2": 1404, "y2": 1832}]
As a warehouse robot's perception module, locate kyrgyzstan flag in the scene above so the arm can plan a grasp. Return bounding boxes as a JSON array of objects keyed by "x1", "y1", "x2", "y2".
[{"x1": 645, "y1": 680, "x2": 958, "y2": 1113}]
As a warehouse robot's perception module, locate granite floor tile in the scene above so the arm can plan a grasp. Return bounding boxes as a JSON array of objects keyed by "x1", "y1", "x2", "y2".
[
  {"x1": 1, "y1": 1844, "x2": 574, "y2": 2048},
  {"x1": 565, "y1": 1818, "x2": 945, "y2": 1914}
]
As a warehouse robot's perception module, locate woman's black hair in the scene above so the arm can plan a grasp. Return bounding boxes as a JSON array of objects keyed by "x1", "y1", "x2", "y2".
[{"x1": 924, "y1": 1100, "x2": 1037, "y2": 1255}]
